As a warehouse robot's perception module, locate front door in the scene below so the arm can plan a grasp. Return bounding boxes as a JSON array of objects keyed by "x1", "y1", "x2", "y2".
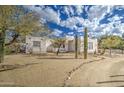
[{"x1": 33, "y1": 41, "x2": 41, "y2": 54}]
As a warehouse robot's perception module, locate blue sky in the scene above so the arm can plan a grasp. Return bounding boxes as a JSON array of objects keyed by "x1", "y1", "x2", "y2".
[{"x1": 28, "y1": 5, "x2": 124, "y2": 38}]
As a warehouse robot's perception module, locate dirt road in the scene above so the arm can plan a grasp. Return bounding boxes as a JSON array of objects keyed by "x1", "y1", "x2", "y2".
[
  {"x1": 0, "y1": 54, "x2": 124, "y2": 87},
  {"x1": 66, "y1": 56, "x2": 124, "y2": 87}
]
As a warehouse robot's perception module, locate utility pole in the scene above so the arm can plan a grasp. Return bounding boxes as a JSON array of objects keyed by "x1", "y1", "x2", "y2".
[
  {"x1": 84, "y1": 27, "x2": 88, "y2": 59},
  {"x1": 75, "y1": 34, "x2": 78, "y2": 59}
]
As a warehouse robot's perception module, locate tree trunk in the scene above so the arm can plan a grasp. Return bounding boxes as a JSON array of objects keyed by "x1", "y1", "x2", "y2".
[
  {"x1": 109, "y1": 48, "x2": 112, "y2": 57},
  {"x1": 5, "y1": 33, "x2": 19, "y2": 46},
  {"x1": 75, "y1": 34, "x2": 78, "y2": 59},
  {"x1": 122, "y1": 49, "x2": 124, "y2": 54},
  {"x1": 56, "y1": 44, "x2": 61, "y2": 56},
  {"x1": 103, "y1": 48, "x2": 106, "y2": 54},
  {"x1": 100, "y1": 48, "x2": 106, "y2": 55},
  {"x1": 0, "y1": 29, "x2": 6, "y2": 63},
  {"x1": 84, "y1": 27, "x2": 88, "y2": 59}
]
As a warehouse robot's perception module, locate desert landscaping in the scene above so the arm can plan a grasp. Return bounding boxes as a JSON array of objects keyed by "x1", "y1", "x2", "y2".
[
  {"x1": 1, "y1": 5, "x2": 124, "y2": 87},
  {"x1": 0, "y1": 52, "x2": 124, "y2": 87}
]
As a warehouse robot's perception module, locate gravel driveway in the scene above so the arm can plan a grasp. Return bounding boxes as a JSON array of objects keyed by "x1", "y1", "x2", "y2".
[{"x1": 0, "y1": 54, "x2": 124, "y2": 87}]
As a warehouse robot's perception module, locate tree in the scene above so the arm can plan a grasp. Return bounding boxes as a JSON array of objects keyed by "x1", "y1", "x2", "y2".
[
  {"x1": 118, "y1": 39, "x2": 124, "y2": 54},
  {"x1": 84, "y1": 27, "x2": 88, "y2": 59},
  {"x1": 51, "y1": 38, "x2": 66, "y2": 56},
  {"x1": 99, "y1": 35, "x2": 121, "y2": 56},
  {"x1": 122, "y1": 33, "x2": 124, "y2": 39},
  {"x1": 0, "y1": 6, "x2": 46, "y2": 63},
  {"x1": 98, "y1": 35, "x2": 108, "y2": 55}
]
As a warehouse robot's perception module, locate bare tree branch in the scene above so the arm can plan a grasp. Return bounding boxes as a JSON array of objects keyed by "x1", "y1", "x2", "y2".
[{"x1": 5, "y1": 34, "x2": 19, "y2": 46}]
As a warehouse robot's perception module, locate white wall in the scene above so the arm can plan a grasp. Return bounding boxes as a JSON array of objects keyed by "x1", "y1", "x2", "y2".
[
  {"x1": 66, "y1": 36, "x2": 98, "y2": 53},
  {"x1": 79, "y1": 38, "x2": 97, "y2": 53},
  {"x1": 26, "y1": 36, "x2": 47, "y2": 54},
  {"x1": 26, "y1": 36, "x2": 98, "y2": 54}
]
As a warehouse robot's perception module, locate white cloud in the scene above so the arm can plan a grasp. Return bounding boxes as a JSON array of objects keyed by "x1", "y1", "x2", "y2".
[
  {"x1": 88, "y1": 6, "x2": 107, "y2": 20},
  {"x1": 61, "y1": 6, "x2": 124, "y2": 37},
  {"x1": 51, "y1": 29, "x2": 63, "y2": 36},
  {"x1": 95, "y1": 20, "x2": 124, "y2": 36},
  {"x1": 77, "y1": 27, "x2": 84, "y2": 32},
  {"x1": 114, "y1": 6, "x2": 124, "y2": 10},
  {"x1": 83, "y1": 6, "x2": 124, "y2": 36},
  {"x1": 40, "y1": 7, "x2": 61, "y2": 24},
  {"x1": 60, "y1": 17, "x2": 84, "y2": 30},
  {"x1": 63, "y1": 5, "x2": 87, "y2": 16},
  {"x1": 120, "y1": 23, "x2": 124, "y2": 33},
  {"x1": 86, "y1": 6, "x2": 114, "y2": 29},
  {"x1": 75, "y1": 5, "x2": 84, "y2": 15},
  {"x1": 27, "y1": 5, "x2": 124, "y2": 37},
  {"x1": 29, "y1": 6, "x2": 61, "y2": 24},
  {"x1": 108, "y1": 15, "x2": 123, "y2": 22},
  {"x1": 63, "y1": 6, "x2": 75, "y2": 17},
  {"x1": 67, "y1": 32, "x2": 74, "y2": 35}
]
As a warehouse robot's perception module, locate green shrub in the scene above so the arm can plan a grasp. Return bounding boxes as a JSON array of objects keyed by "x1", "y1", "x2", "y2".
[{"x1": 5, "y1": 46, "x2": 13, "y2": 55}]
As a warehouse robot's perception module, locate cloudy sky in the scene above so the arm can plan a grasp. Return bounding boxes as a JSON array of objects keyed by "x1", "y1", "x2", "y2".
[{"x1": 29, "y1": 5, "x2": 124, "y2": 38}]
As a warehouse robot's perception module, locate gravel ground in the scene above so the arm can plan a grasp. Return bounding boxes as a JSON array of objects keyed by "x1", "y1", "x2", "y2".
[
  {"x1": 66, "y1": 56, "x2": 124, "y2": 87},
  {"x1": 0, "y1": 53, "x2": 124, "y2": 87}
]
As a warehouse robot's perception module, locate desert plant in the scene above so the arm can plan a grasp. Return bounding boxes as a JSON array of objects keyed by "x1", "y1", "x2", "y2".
[
  {"x1": 51, "y1": 38, "x2": 66, "y2": 55},
  {"x1": 0, "y1": 6, "x2": 48, "y2": 63},
  {"x1": 99, "y1": 35, "x2": 121, "y2": 56},
  {"x1": 118, "y1": 39, "x2": 124, "y2": 54}
]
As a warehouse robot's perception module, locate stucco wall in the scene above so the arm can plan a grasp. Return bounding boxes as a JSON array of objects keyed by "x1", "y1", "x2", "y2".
[
  {"x1": 26, "y1": 36, "x2": 48, "y2": 54},
  {"x1": 26, "y1": 36, "x2": 98, "y2": 54},
  {"x1": 66, "y1": 36, "x2": 98, "y2": 53},
  {"x1": 79, "y1": 38, "x2": 98, "y2": 53}
]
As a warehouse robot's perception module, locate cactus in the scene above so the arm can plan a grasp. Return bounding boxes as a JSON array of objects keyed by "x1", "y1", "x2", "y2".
[
  {"x1": 84, "y1": 27, "x2": 88, "y2": 59},
  {"x1": 0, "y1": 30, "x2": 5, "y2": 63}
]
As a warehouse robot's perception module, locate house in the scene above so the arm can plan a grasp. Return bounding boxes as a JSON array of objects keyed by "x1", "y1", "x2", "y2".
[
  {"x1": 65, "y1": 36, "x2": 98, "y2": 53},
  {"x1": 25, "y1": 35, "x2": 98, "y2": 54},
  {"x1": 26, "y1": 35, "x2": 51, "y2": 54}
]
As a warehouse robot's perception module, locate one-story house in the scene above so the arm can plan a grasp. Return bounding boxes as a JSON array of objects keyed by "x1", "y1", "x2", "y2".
[
  {"x1": 65, "y1": 36, "x2": 98, "y2": 53},
  {"x1": 25, "y1": 35, "x2": 98, "y2": 54}
]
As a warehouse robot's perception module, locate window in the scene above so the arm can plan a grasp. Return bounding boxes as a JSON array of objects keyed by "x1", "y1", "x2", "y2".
[
  {"x1": 88, "y1": 42, "x2": 93, "y2": 50},
  {"x1": 61, "y1": 44, "x2": 65, "y2": 48},
  {"x1": 33, "y1": 41, "x2": 41, "y2": 47}
]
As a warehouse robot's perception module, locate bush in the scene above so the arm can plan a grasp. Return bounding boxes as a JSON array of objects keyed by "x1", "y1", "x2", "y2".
[
  {"x1": 5, "y1": 46, "x2": 13, "y2": 55},
  {"x1": 5, "y1": 43, "x2": 20, "y2": 55}
]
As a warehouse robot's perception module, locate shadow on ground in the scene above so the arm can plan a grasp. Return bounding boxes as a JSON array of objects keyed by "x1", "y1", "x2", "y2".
[
  {"x1": 0, "y1": 62, "x2": 42, "y2": 72},
  {"x1": 37, "y1": 57, "x2": 82, "y2": 60}
]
